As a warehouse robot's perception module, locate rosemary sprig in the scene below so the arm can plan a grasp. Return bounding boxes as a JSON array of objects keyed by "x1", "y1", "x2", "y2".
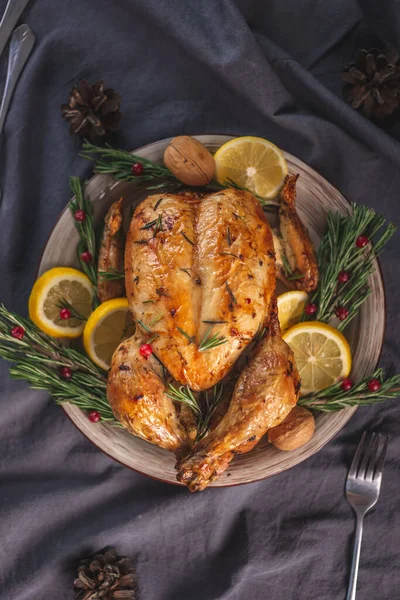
[
  {"x1": 197, "y1": 384, "x2": 224, "y2": 440},
  {"x1": 253, "y1": 324, "x2": 267, "y2": 346},
  {"x1": 177, "y1": 326, "x2": 195, "y2": 344},
  {"x1": 299, "y1": 369, "x2": 400, "y2": 412},
  {"x1": 303, "y1": 204, "x2": 396, "y2": 330},
  {"x1": 69, "y1": 177, "x2": 99, "y2": 307},
  {"x1": 181, "y1": 231, "x2": 194, "y2": 245},
  {"x1": 140, "y1": 218, "x2": 159, "y2": 230},
  {"x1": 137, "y1": 319, "x2": 151, "y2": 333},
  {"x1": 225, "y1": 282, "x2": 237, "y2": 305},
  {"x1": 166, "y1": 384, "x2": 201, "y2": 416},
  {"x1": 281, "y1": 254, "x2": 292, "y2": 276},
  {"x1": 80, "y1": 142, "x2": 177, "y2": 184},
  {"x1": 198, "y1": 325, "x2": 227, "y2": 352},
  {"x1": 166, "y1": 383, "x2": 224, "y2": 440},
  {"x1": 56, "y1": 299, "x2": 87, "y2": 322},
  {"x1": 98, "y1": 268, "x2": 125, "y2": 281},
  {"x1": 227, "y1": 227, "x2": 232, "y2": 246},
  {"x1": 0, "y1": 304, "x2": 117, "y2": 424}
]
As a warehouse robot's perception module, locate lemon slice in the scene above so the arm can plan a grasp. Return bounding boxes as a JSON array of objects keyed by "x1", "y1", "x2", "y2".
[
  {"x1": 283, "y1": 321, "x2": 352, "y2": 395},
  {"x1": 214, "y1": 136, "x2": 288, "y2": 199},
  {"x1": 277, "y1": 291, "x2": 309, "y2": 332},
  {"x1": 83, "y1": 298, "x2": 135, "y2": 370},
  {"x1": 29, "y1": 267, "x2": 93, "y2": 338}
]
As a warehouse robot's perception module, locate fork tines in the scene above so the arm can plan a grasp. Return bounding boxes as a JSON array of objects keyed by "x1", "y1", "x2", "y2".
[{"x1": 348, "y1": 431, "x2": 390, "y2": 481}]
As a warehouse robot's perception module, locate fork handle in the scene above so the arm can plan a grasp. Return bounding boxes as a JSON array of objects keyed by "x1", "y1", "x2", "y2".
[{"x1": 346, "y1": 513, "x2": 364, "y2": 600}]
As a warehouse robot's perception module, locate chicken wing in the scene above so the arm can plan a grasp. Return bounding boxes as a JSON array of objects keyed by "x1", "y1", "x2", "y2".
[
  {"x1": 98, "y1": 197, "x2": 125, "y2": 302},
  {"x1": 274, "y1": 175, "x2": 319, "y2": 293},
  {"x1": 176, "y1": 299, "x2": 300, "y2": 491},
  {"x1": 125, "y1": 189, "x2": 276, "y2": 391}
]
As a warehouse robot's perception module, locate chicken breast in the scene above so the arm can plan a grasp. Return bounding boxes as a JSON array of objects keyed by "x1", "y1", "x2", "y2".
[{"x1": 124, "y1": 189, "x2": 276, "y2": 391}]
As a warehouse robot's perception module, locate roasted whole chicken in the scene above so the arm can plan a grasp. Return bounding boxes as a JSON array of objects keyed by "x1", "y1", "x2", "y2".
[{"x1": 107, "y1": 182, "x2": 316, "y2": 490}]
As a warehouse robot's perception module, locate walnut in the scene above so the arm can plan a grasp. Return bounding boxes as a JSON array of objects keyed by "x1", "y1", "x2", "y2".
[
  {"x1": 164, "y1": 136, "x2": 215, "y2": 186},
  {"x1": 268, "y1": 406, "x2": 315, "y2": 451}
]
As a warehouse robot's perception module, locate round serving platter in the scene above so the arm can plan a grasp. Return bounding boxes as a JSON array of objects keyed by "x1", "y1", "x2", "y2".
[{"x1": 38, "y1": 135, "x2": 385, "y2": 487}]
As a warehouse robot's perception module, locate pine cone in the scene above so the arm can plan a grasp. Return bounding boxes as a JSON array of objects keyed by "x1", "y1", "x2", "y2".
[
  {"x1": 341, "y1": 48, "x2": 400, "y2": 119},
  {"x1": 73, "y1": 548, "x2": 136, "y2": 599},
  {"x1": 62, "y1": 80, "x2": 122, "y2": 142}
]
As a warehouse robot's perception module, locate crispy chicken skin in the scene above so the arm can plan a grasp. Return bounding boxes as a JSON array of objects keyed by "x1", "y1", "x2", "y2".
[
  {"x1": 176, "y1": 299, "x2": 300, "y2": 491},
  {"x1": 125, "y1": 189, "x2": 276, "y2": 391},
  {"x1": 274, "y1": 175, "x2": 319, "y2": 293},
  {"x1": 107, "y1": 334, "x2": 191, "y2": 455},
  {"x1": 98, "y1": 197, "x2": 125, "y2": 302}
]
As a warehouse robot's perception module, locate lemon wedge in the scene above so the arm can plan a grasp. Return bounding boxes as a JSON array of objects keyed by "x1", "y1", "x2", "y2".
[
  {"x1": 83, "y1": 298, "x2": 134, "y2": 370},
  {"x1": 277, "y1": 290, "x2": 309, "y2": 332},
  {"x1": 214, "y1": 136, "x2": 288, "y2": 199},
  {"x1": 283, "y1": 321, "x2": 352, "y2": 395},
  {"x1": 29, "y1": 267, "x2": 93, "y2": 338}
]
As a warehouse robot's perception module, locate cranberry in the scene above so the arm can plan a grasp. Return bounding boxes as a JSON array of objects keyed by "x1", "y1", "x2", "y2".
[
  {"x1": 338, "y1": 271, "x2": 349, "y2": 283},
  {"x1": 367, "y1": 378, "x2": 381, "y2": 392},
  {"x1": 80, "y1": 251, "x2": 92, "y2": 263},
  {"x1": 131, "y1": 162, "x2": 144, "y2": 176},
  {"x1": 341, "y1": 378, "x2": 353, "y2": 392},
  {"x1": 305, "y1": 303, "x2": 317, "y2": 315},
  {"x1": 60, "y1": 366, "x2": 73, "y2": 379},
  {"x1": 88, "y1": 410, "x2": 101, "y2": 422},
  {"x1": 74, "y1": 209, "x2": 86, "y2": 222},
  {"x1": 139, "y1": 343, "x2": 153, "y2": 358},
  {"x1": 11, "y1": 326, "x2": 25, "y2": 340},
  {"x1": 335, "y1": 306, "x2": 349, "y2": 321},
  {"x1": 356, "y1": 235, "x2": 369, "y2": 248},
  {"x1": 59, "y1": 308, "x2": 71, "y2": 320}
]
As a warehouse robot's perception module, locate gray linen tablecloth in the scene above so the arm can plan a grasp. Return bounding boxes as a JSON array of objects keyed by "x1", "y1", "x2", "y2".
[{"x1": 0, "y1": 1, "x2": 399, "y2": 598}]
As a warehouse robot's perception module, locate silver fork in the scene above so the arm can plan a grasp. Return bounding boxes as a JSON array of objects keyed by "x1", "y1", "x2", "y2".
[{"x1": 345, "y1": 431, "x2": 390, "y2": 600}]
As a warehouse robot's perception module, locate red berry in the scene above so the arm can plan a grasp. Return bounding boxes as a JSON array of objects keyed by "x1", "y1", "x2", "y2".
[
  {"x1": 131, "y1": 162, "x2": 144, "y2": 176},
  {"x1": 60, "y1": 307, "x2": 71, "y2": 320},
  {"x1": 139, "y1": 343, "x2": 153, "y2": 358},
  {"x1": 60, "y1": 366, "x2": 72, "y2": 379},
  {"x1": 335, "y1": 306, "x2": 349, "y2": 321},
  {"x1": 341, "y1": 378, "x2": 353, "y2": 391},
  {"x1": 338, "y1": 271, "x2": 349, "y2": 283},
  {"x1": 305, "y1": 303, "x2": 317, "y2": 315},
  {"x1": 367, "y1": 378, "x2": 381, "y2": 392},
  {"x1": 11, "y1": 326, "x2": 25, "y2": 340},
  {"x1": 74, "y1": 209, "x2": 86, "y2": 222},
  {"x1": 356, "y1": 235, "x2": 369, "y2": 248},
  {"x1": 80, "y1": 251, "x2": 92, "y2": 263},
  {"x1": 88, "y1": 410, "x2": 101, "y2": 423}
]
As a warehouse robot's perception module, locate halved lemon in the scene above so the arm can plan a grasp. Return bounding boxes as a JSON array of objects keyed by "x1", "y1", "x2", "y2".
[
  {"x1": 214, "y1": 136, "x2": 288, "y2": 199},
  {"x1": 29, "y1": 267, "x2": 93, "y2": 338},
  {"x1": 277, "y1": 290, "x2": 309, "y2": 332},
  {"x1": 83, "y1": 298, "x2": 135, "y2": 370},
  {"x1": 283, "y1": 322, "x2": 352, "y2": 395}
]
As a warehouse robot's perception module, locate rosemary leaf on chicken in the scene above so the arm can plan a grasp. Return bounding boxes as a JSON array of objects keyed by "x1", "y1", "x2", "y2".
[
  {"x1": 302, "y1": 204, "x2": 396, "y2": 330},
  {"x1": 166, "y1": 383, "x2": 224, "y2": 441}
]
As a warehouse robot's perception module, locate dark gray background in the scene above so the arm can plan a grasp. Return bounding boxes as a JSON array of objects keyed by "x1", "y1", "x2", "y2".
[{"x1": 0, "y1": 1, "x2": 399, "y2": 598}]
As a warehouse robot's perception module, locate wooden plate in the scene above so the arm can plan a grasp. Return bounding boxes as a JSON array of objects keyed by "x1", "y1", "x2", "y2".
[{"x1": 38, "y1": 135, "x2": 385, "y2": 487}]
